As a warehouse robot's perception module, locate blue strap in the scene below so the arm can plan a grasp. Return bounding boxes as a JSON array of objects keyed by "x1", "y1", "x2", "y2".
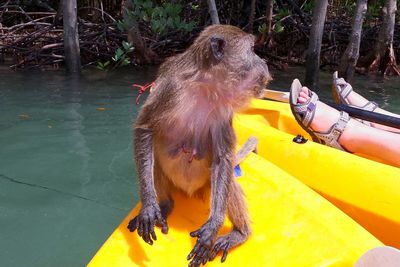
[{"x1": 234, "y1": 165, "x2": 242, "y2": 177}]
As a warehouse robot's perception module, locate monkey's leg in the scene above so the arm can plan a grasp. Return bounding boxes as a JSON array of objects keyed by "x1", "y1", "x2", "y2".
[
  {"x1": 187, "y1": 122, "x2": 235, "y2": 267},
  {"x1": 127, "y1": 127, "x2": 167, "y2": 245},
  {"x1": 235, "y1": 136, "x2": 258, "y2": 165},
  {"x1": 209, "y1": 180, "x2": 251, "y2": 263}
]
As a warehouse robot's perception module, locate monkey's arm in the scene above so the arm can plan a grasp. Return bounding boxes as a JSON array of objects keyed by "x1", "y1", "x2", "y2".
[
  {"x1": 127, "y1": 125, "x2": 168, "y2": 245},
  {"x1": 187, "y1": 121, "x2": 236, "y2": 266}
]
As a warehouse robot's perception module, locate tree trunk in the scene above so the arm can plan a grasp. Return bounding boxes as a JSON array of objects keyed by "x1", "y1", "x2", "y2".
[
  {"x1": 207, "y1": 0, "x2": 220, "y2": 24},
  {"x1": 63, "y1": 0, "x2": 81, "y2": 73},
  {"x1": 338, "y1": 0, "x2": 367, "y2": 81},
  {"x1": 259, "y1": 0, "x2": 274, "y2": 44},
  {"x1": 367, "y1": 0, "x2": 400, "y2": 75},
  {"x1": 247, "y1": 0, "x2": 256, "y2": 32},
  {"x1": 304, "y1": 0, "x2": 328, "y2": 90}
]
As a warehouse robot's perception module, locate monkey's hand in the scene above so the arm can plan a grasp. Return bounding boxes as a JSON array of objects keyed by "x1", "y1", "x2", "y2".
[
  {"x1": 187, "y1": 220, "x2": 219, "y2": 267},
  {"x1": 127, "y1": 204, "x2": 168, "y2": 245}
]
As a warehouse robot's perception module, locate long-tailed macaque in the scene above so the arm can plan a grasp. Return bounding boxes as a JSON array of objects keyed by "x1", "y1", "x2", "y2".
[{"x1": 128, "y1": 25, "x2": 271, "y2": 266}]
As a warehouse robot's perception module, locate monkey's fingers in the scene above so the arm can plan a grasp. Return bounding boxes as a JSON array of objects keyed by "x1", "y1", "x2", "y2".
[
  {"x1": 143, "y1": 217, "x2": 158, "y2": 245},
  {"x1": 127, "y1": 217, "x2": 139, "y2": 232},
  {"x1": 190, "y1": 228, "x2": 204, "y2": 238},
  {"x1": 149, "y1": 218, "x2": 157, "y2": 241},
  {"x1": 156, "y1": 216, "x2": 169, "y2": 234},
  {"x1": 188, "y1": 246, "x2": 210, "y2": 267},
  {"x1": 187, "y1": 241, "x2": 202, "y2": 260},
  {"x1": 142, "y1": 219, "x2": 154, "y2": 245},
  {"x1": 188, "y1": 258, "x2": 201, "y2": 267}
]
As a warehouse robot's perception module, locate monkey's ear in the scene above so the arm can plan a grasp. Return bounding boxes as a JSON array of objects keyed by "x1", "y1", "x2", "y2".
[{"x1": 210, "y1": 36, "x2": 226, "y2": 61}]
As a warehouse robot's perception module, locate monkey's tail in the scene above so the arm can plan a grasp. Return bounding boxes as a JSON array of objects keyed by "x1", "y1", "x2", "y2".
[{"x1": 235, "y1": 136, "x2": 258, "y2": 165}]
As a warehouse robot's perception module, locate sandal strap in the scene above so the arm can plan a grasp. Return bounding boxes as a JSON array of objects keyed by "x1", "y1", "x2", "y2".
[
  {"x1": 334, "y1": 73, "x2": 380, "y2": 112},
  {"x1": 292, "y1": 92, "x2": 319, "y2": 127},
  {"x1": 315, "y1": 111, "x2": 350, "y2": 151},
  {"x1": 335, "y1": 78, "x2": 353, "y2": 103},
  {"x1": 361, "y1": 101, "x2": 379, "y2": 112}
]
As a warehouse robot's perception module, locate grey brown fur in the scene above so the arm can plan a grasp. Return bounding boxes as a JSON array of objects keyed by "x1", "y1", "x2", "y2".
[{"x1": 127, "y1": 25, "x2": 271, "y2": 266}]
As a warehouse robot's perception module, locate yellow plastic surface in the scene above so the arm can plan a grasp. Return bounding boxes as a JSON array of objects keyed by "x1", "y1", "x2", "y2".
[
  {"x1": 235, "y1": 99, "x2": 400, "y2": 247},
  {"x1": 88, "y1": 153, "x2": 381, "y2": 267}
]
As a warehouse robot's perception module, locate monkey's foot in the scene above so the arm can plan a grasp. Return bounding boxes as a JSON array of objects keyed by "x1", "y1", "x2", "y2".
[
  {"x1": 187, "y1": 221, "x2": 219, "y2": 267},
  {"x1": 127, "y1": 204, "x2": 168, "y2": 245},
  {"x1": 209, "y1": 228, "x2": 249, "y2": 263}
]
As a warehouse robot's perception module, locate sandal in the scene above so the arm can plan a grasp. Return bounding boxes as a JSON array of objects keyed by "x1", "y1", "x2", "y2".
[
  {"x1": 332, "y1": 71, "x2": 379, "y2": 111},
  {"x1": 289, "y1": 79, "x2": 350, "y2": 151}
]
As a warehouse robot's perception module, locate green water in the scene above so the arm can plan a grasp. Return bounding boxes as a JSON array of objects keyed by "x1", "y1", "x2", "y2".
[{"x1": 0, "y1": 67, "x2": 399, "y2": 267}]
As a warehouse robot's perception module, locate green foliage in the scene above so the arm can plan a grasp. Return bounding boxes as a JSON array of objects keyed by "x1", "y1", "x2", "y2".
[
  {"x1": 96, "y1": 41, "x2": 134, "y2": 71},
  {"x1": 275, "y1": 8, "x2": 291, "y2": 20},
  {"x1": 121, "y1": 0, "x2": 196, "y2": 36},
  {"x1": 96, "y1": 60, "x2": 110, "y2": 71},
  {"x1": 342, "y1": 1, "x2": 356, "y2": 17},
  {"x1": 112, "y1": 41, "x2": 134, "y2": 67},
  {"x1": 258, "y1": 23, "x2": 267, "y2": 34},
  {"x1": 302, "y1": 1, "x2": 314, "y2": 13},
  {"x1": 274, "y1": 21, "x2": 285, "y2": 33}
]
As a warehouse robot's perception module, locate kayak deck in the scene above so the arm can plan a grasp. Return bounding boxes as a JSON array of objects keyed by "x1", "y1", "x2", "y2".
[
  {"x1": 235, "y1": 99, "x2": 400, "y2": 248},
  {"x1": 88, "y1": 153, "x2": 381, "y2": 266}
]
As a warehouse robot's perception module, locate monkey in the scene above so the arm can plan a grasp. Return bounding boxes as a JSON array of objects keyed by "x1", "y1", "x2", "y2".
[{"x1": 127, "y1": 24, "x2": 271, "y2": 266}]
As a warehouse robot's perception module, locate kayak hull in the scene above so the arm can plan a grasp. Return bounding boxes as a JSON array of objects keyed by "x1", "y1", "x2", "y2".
[{"x1": 88, "y1": 154, "x2": 381, "y2": 267}]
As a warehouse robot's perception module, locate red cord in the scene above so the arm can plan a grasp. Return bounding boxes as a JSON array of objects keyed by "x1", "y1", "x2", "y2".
[{"x1": 132, "y1": 81, "x2": 155, "y2": 105}]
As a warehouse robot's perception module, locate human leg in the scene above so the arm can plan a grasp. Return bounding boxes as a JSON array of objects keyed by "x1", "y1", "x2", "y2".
[
  {"x1": 332, "y1": 71, "x2": 400, "y2": 133},
  {"x1": 294, "y1": 83, "x2": 400, "y2": 167}
]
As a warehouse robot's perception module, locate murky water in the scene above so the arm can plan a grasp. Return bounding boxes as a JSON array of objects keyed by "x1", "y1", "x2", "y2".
[{"x1": 0, "y1": 66, "x2": 399, "y2": 267}]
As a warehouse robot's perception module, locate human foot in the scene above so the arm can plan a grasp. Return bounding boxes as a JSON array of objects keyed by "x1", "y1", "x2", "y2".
[
  {"x1": 332, "y1": 71, "x2": 378, "y2": 111},
  {"x1": 332, "y1": 71, "x2": 400, "y2": 133},
  {"x1": 290, "y1": 79, "x2": 354, "y2": 151}
]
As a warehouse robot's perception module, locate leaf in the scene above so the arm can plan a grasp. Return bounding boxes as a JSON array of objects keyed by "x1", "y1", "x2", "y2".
[
  {"x1": 115, "y1": 48, "x2": 124, "y2": 60},
  {"x1": 258, "y1": 23, "x2": 267, "y2": 33},
  {"x1": 122, "y1": 58, "x2": 130, "y2": 66},
  {"x1": 173, "y1": 16, "x2": 181, "y2": 27},
  {"x1": 122, "y1": 41, "x2": 131, "y2": 51},
  {"x1": 103, "y1": 61, "x2": 110, "y2": 67},
  {"x1": 274, "y1": 21, "x2": 284, "y2": 33}
]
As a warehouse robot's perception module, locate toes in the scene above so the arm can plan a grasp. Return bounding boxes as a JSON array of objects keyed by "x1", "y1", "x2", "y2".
[
  {"x1": 301, "y1": 86, "x2": 310, "y2": 94},
  {"x1": 221, "y1": 243, "x2": 230, "y2": 262},
  {"x1": 209, "y1": 239, "x2": 231, "y2": 263}
]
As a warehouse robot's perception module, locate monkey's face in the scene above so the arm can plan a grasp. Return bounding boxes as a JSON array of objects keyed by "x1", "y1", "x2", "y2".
[{"x1": 200, "y1": 25, "x2": 272, "y2": 98}]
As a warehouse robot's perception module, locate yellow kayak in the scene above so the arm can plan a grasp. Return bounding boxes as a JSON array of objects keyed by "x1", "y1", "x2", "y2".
[
  {"x1": 235, "y1": 99, "x2": 400, "y2": 248},
  {"x1": 88, "y1": 99, "x2": 398, "y2": 267},
  {"x1": 88, "y1": 154, "x2": 382, "y2": 266}
]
